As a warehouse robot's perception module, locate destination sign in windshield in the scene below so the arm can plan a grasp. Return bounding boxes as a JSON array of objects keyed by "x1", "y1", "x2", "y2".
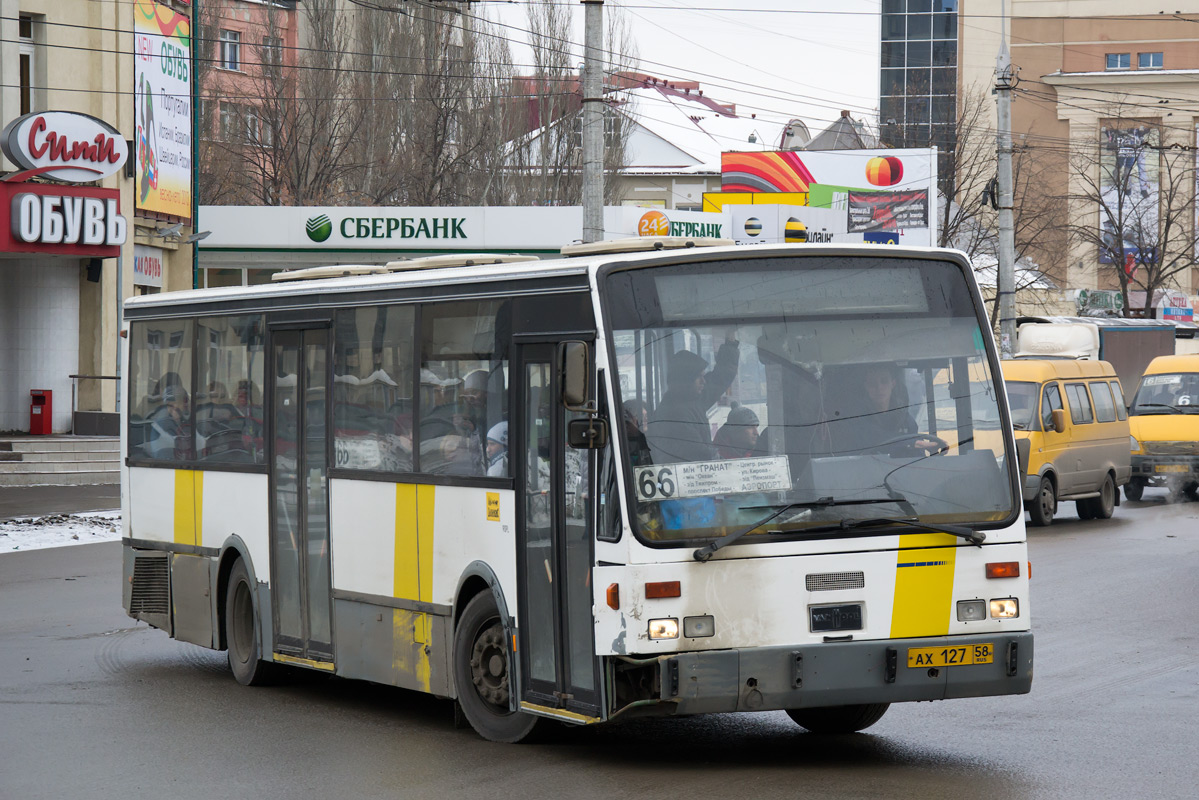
[{"x1": 634, "y1": 456, "x2": 792, "y2": 502}]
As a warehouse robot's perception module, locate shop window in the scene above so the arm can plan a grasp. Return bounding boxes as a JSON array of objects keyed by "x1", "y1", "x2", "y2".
[
  {"x1": 332, "y1": 306, "x2": 416, "y2": 473},
  {"x1": 419, "y1": 300, "x2": 509, "y2": 477},
  {"x1": 196, "y1": 316, "x2": 266, "y2": 464},
  {"x1": 219, "y1": 30, "x2": 241, "y2": 71},
  {"x1": 1106, "y1": 53, "x2": 1130, "y2": 70}
]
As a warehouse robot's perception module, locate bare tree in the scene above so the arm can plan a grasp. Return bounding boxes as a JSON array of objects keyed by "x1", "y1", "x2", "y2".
[
  {"x1": 891, "y1": 84, "x2": 1066, "y2": 326},
  {"x1": 1065, "y1": 106, "x2": 1198, "y2": 317}
]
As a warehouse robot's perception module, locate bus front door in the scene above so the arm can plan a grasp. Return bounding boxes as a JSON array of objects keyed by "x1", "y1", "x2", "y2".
[
  {"x1": 516, "y1": 342, "x2": 602, "y2": 720},
  {"x1": 269, "y1": 327, "x2": 334, "y2": 667}
]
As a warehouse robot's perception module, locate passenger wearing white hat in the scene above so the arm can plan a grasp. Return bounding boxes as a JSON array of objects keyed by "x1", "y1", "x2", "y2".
[{"x1": 486, "y1": 421, "x2": 508, "y2": 477}]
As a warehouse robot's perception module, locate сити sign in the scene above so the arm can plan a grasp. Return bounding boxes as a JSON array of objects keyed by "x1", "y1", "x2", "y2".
[{"x1": 1, "y1": 111, "x2": 128, "y2": 183}]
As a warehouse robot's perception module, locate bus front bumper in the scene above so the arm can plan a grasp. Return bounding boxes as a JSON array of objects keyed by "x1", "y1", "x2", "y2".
[
  {"x1": 1131, "y1": 454, "x2": 1199, "y2": 481},
  {"x1": 652, "y1": 632, "x2": 1033, "y2": 715}
]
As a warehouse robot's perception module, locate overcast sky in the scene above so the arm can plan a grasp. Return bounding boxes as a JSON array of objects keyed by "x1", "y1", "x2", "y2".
[{"x1": 490, "y1": 0, "x2": 882, "y2": 132}]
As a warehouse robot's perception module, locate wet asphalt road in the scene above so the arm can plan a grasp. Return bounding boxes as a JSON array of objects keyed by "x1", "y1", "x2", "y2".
[{"x1": 1, "y1": 488, "x2": 1196, "y2": 800}]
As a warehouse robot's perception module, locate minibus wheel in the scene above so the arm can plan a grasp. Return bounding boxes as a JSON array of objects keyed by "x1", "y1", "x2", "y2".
[
  {"x1": 1028, "y1": 476, "x2": 1056, "y2": 526},
  {"x1": 1124, "y1": 479, "x2": 1145, "y2": 502},
  {"x1": 453, "y1": 593, "x2": 539, "y2": 743},
  {"x1": 787, "y1": 703, "x2": 889, "y2": 734},
  {"x1": 1093, "y1": 475, "x2": 1116, "y2": 518}
]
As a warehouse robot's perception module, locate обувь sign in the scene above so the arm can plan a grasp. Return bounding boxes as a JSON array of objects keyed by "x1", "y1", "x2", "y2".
[{"x1": 2, "y1": 111, "x2": 128, "y2": 183}]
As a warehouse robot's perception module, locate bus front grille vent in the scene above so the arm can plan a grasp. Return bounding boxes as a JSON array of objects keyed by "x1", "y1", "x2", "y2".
[
  {"x1": 805, "y1": 572, "x2": 865, "y2": 592},
  {"x1": 130, "y1": 554, "x2": 170, "y2": 614}
]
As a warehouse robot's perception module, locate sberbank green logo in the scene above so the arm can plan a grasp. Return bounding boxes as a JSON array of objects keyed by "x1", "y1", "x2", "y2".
[{"x1": 305, "y1": 214, "x2": 333, "y2": 242}]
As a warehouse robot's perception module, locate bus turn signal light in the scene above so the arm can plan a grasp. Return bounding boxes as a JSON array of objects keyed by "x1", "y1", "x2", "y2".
[
  {"x1": 645, "y1": 581, "x2": 681, "y2": 599},
  {"x1": 606, "y1": 583, "x2": 619, "y2": 610},
  {"x1": 986, "y1": 561, "x2": 1020, "y2": 579}
]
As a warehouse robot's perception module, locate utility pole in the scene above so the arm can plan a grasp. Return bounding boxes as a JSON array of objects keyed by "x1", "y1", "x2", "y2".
[
  {"x1": 995, "y1": 0, "x2": 1017, "y2": 357},
  {"x1": 581, "y1": 0, "x2": 604, "y2": 243}
]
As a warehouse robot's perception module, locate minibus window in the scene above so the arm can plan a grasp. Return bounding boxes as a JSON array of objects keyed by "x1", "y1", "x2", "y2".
[
  {"x1": 1089, "y1": 381, "x2": 1117, "y2": 423},
  {"x1": 1110, "y1": 381, "x2": 1127, "y2": 420},
  {"x1": 1065, "y1": 383, "x2": 1094, "y2": 424},
  {"x1": 1041, "y1": 383, "x2": 1063, "y2": 430}
]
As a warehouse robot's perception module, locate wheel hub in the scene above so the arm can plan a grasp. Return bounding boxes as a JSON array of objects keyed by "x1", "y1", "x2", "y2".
[{"x1": 469, "y1": 621, "x2": 509, "y2": 708}]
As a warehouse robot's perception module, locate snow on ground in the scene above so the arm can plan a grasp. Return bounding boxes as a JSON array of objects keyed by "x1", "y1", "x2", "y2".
[{"x1": 0, "y1": 511, "x2": 122, "y2": 552}]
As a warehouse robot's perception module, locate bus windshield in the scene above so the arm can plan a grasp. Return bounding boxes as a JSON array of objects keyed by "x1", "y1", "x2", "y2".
[
  {"x1": 1004, "y1": 381, "x2": 1039, "y2": 430},
  {"x1": 1130, "y1": 373, "x2": 1199, "y2": 414},
  {"x1": 604, "y1": 255, "x2": 1016, "y2": 545}
]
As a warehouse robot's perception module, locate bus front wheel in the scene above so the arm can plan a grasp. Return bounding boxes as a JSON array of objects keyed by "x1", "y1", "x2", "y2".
[
  {"x1": 453, "y1": 592, "x2": 539, "y2": 743},
  {"x1": 1124, "y1": 479, "x2": 1145, "y2": 502},
  {"x1": 225, "y1": 559, "x2": 277, "y2": 686},
  {"x1": 786, "y1": 703, "x2": 890, "y2": 734}
]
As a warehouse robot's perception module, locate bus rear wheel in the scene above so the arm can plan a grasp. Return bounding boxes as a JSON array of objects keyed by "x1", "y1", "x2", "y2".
[
  {"x1": 453, "y1": 592, "x2": 538, "y2": 743},
  {"x1": 225, "y1": 559, "x2": 277, "y2": 686},
  {"x1": 1124, "y1": 479, "x2": 1145, "y2": 502},
  {"x1": 786, "y1": 703, "x2": 890, "y2": 734}
]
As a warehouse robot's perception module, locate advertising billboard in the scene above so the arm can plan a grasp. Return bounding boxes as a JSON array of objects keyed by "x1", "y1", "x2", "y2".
[
  {"x1": 719, "y1": 148, "x2": 937, "y2": 246},
  {"x1": 1098, "y1": 124, "x2": 1159, "y2": 266},
  {"x1": 134, "y1": 0, "x2": 192, "y2": 219}
]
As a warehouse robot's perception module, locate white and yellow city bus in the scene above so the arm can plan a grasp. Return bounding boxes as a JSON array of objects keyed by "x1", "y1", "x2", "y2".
[{"x1": 121, "y1": 241, "x2": 1032, "y2": 742}]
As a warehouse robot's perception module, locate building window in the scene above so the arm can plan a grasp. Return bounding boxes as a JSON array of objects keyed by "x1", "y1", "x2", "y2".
[
  {"x1": 19, "y1": 15, "x2": 35, "y2": 115},
  {"x1": 219, "y1": 30, "x2": 241, "y2": 71},
  {"x1": 1106, "y1": 53, "x2": 1130, "y2": 70},
  {"x1": 263, "y1": 36, "x2": 283, "y2": 67},
  {"x1": 1138, "y1": 52, "x2": 1163, "y2": 69}
]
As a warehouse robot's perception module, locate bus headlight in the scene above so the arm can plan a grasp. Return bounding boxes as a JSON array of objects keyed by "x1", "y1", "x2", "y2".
[
  {"x1": 1130, "y1": 435, "x2": 1141, "y2": 454},
  {"x1": 956, "y1": 599, "x2": 986, "y2": 621},
  {"x1": 648, "y1": 618, "x2": 679, "y2": 640},
  {"x1": 990, "y1": 598, "x2": 1019, "y2": 619}
]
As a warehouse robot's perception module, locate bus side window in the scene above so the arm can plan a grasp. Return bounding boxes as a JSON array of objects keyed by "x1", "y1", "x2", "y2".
[
  {"x1": 418, "y1": 300, "x2": 508, "y2": 477},
  {"x1": 128, "y1": 318, "x2": 194, "y2": 462},
  {"x1": 332, "y1": 305, "x2": 414, "y2": 473},
  {"x1": 196, "y1": 314, "x2": 265, "y2": 465}
]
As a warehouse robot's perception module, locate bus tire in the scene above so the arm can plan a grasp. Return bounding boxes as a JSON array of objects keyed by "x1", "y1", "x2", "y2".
[
  {"x1": 786, "y1": 703, "x2": 890, "y2": 734},
  {"x1": 1093, "y1": 474, "x2": 1116, "y2": 519},
  {"x1": 453, "y1": 592, "x2": 538, "y2": 743},
  {"x1": 1124, "y1": 479, "x2": 1145, "y2": 502},
  {"x1": 1076, "y1": 499, "x2": 1096, "y2": 520},
  {"x1": 1028, "y1": 476, "x2": 1055, "y2": 527},
  {"x1": 225, "y1": 559, "x2": 277, "y2": 687}
]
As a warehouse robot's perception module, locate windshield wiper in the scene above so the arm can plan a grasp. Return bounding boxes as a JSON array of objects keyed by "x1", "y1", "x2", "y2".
[
  {"x1": 693, "y1": 496, "x2": 914, "y2": 562},
  {"x1": 806, "y1": 516, "x2": 986, "y2": 546},
  {"x1": 1134, "y1": 403, "x2": 1183, "y2": 414}
]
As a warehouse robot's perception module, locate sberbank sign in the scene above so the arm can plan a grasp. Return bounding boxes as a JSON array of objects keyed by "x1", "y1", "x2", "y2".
[
  {"x1": 308, "y1": 215, "x2": 469, "y2": 243},
  {"x1": 670, "y1": 221, "x2": 723, "y2": 237}
]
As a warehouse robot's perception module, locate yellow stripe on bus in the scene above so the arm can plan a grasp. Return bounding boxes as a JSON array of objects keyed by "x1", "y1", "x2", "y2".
[
  {"x1": 890, "y1": 533, "x2": 957, "y2": 639},
  {"x1": 173, "y1": 470, "x2": 202, "y2": 546},
  {"x1": 395, "y1": 484, "x2": 419, "y2": 601}
]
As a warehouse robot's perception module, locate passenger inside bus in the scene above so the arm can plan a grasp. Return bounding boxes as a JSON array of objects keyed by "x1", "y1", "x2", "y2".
[
  {"x1": 713, "y1": 405, "x2": 760, "y2": 459},
  {"x1": 844, "y1": 364, "x2": 943, "y2": 456},
  {"x1": 622, "y1": 399, "x2": 651, "y2": 466},
  {"x1": 646, "y1": 340, "x2": 739, "y2": 464}
]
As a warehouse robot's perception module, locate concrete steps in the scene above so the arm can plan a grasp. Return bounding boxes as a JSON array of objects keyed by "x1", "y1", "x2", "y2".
[{"x1": 0, "y1": 437, "x2": 120, "y2": 486}]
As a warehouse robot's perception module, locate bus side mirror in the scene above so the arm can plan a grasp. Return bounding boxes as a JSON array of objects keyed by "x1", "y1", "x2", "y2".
[
  {"x1": 568, "y1": 417, "x2": 609, "y2": 449},
  {"x1": 1051, "y1": 408, "x2": 1066, "y2": 434},
  {"x1": 561, "y1": 341, "x2": 590, "y2": 410}
]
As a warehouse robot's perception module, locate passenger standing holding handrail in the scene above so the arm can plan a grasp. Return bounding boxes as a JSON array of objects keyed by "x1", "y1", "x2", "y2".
[{"x1": 646, "y1": 336, "x2": 740, "y2": 463}]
